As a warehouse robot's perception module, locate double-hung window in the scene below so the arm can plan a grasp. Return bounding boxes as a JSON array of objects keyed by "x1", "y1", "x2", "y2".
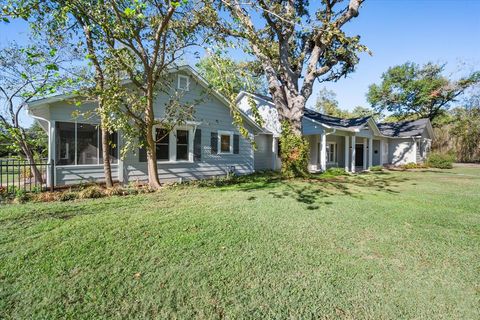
[
  {"x1": 218, "y1": 131, "x2": 233, "y2": 154},
  {"x1": 55, "y1": 122, "x2": 118, "y2": 166},
  {"x1": 326, "y1": 143, "x2": 336, "y2": 163},
  {"x1": 152, "y1": 127, "x2": 192, "y2": 162}
]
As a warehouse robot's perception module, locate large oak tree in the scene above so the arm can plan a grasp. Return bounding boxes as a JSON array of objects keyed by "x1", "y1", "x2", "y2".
[{"x1": 210, "y1": 0, "x2": 368, "y2": 174}]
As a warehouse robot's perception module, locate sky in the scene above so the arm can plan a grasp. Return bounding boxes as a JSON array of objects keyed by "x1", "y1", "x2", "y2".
[{"x1": 1, "y1": 0, "x2": 480, "y2": 126}]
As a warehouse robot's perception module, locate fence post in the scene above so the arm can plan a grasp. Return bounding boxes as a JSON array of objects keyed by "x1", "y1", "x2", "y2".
[{"x1": 50, "y1": 159, "x2": 55, "y2": 192}]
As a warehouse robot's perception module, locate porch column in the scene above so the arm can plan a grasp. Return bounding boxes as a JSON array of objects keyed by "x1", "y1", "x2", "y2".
[
  {"x1": 320, "y1": 133, "x2": 327, "y2": 171},
  {"x1": 344, "y1": 135, "x2": 350, "y2": 172},
  {"x1": 379, "y1": 140, "x2": 384, "y2": 165},
  {"x1": 47, "y1": 120, "x2": 56, "y2": 188},
  {"x1": 363, "y1": 138, "x2": 368, "y2": 170},
  {"x1": 368, "y1": 138, "x2": 373, "y2": 169},
  {"x1": 117, "y1": 132, "x2": 125, "y2": 184},
  {"x1": 351, "y1": 135, "x2": 356, "y2": 173}
]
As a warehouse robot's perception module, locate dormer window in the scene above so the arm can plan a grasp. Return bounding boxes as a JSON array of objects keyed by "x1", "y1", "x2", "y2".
[{"x1": 177, "y1": 75, "x2": 190, "y2": 91}]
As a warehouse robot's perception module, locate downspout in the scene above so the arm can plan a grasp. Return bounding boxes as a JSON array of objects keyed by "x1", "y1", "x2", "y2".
[{"x1": 26, "y1": 107, "x2": 51, "y2": 160}]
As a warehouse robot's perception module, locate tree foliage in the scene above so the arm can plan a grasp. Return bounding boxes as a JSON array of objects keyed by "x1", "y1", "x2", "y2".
[
  {"x1": 196, "y1": 54, "x2": 267, "y2": 98},
  {"x1": 367, "y1": 62, "x2": 480, "y2": 121},
  {"x1": 196, "y1": 53, "x2": 266, "y2": 137}
]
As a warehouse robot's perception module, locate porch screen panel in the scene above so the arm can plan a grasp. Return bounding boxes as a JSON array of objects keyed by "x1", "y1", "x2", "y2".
[
  {"x1": 56, "y1": 122, "x2": 76, "y2": 165},
  {"x1": 77, "y1": 123, "x2": 99, "y2": 165},
  {"x1": 99, "y1": 132, "x2": 118, "y2": 164}
]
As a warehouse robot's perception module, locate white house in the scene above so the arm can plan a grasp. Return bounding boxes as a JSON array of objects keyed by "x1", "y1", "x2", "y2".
[{"x1": 236, "y1": 91, "x2": 434, "y2": 173}]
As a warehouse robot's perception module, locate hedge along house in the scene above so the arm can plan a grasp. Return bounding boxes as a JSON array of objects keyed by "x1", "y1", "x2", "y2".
[
  {"x1": 236, "y1": 92, "x2": 434, "y2": 173},
  {"x1": 26, "y1": 66, "x2": 269, "y2": 187}
]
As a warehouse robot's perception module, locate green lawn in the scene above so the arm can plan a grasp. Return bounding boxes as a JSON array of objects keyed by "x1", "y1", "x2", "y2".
[{"x1": 1, "y1": 167, "x2": 479, "y2": 319}]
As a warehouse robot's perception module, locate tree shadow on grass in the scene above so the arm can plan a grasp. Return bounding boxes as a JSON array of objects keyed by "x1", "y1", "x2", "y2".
[
  {"x1": 206, "y1": 171, "x2": 409, "y2": 210},
  {"x1": 0, "y1": 197, "x2": 137, "y2": 227}
]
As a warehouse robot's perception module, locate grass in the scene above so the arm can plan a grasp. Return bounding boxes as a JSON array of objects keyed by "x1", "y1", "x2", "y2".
[{"x1": 0, "y1": 166, "x2": 479, "y2": 319}]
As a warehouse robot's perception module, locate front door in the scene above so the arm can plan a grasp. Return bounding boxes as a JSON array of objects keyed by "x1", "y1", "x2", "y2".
[{"x1": 355, "y1": 144, "x2": 364, "y2": 167}]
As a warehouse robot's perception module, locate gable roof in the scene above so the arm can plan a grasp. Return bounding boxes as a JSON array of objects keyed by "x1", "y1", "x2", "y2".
[
  {"x1": 377, "y1": 118, "x2": 432, "y2": 138},
  {"x1": 27, "y1": 65, "x2": 268, "y2": 133}
]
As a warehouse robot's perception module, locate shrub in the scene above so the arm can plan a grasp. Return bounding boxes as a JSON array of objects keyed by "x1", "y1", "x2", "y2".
[
  {"x1": 279, "y1": 122, "x2": 310, "y2": 178},
  {"x1": 59, "y1": 190, "x2": 79, "y2": 202},
  {"x1": 370, "y1": 165, "x2": 383, "y2": 172},
  {"x1": 104, "y1": 186, "x2": 127, "y2": 197},
  {"x1": 13, "y1": 188, "x2": 30, "y2": 204},
  {"x1": 427, "y1": 152, "x2": 454, "y2": 169},
  {"x1": 323, "y1": 167, "x2": 347, "y2": 177},
  {"x1": 31, "y1": 192, "x2": 58, "y2": 203},
  {"x1": 401, "y1": 162, "x2": 421, "y2": 169},
  {"x1": 78, "y1": 186, "x2": 105, "y2": 199}
]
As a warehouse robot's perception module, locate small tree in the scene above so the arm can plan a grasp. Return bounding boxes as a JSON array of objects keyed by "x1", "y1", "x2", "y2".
[
  {"x1": 3, "y1": 1, "x2": 117, "y2": 187},
  {"x1": 314, "y1": 88, "x2": 375, "y2": 119},
  {"x1": 0, "y1": 43, "x2": 73, "y2": 184},
  {"x1": 367, "y1": 62, "x2": 480, "y2": 122},
  {"x1": 314, "y1": 88, "x2": 346, "y2": 117},
  {"x1": 211, "y1": 0, "x2": 368, "y2": 175},
  {"x1": 11, "y1": 0, "x2": 209, "y2": 189}
]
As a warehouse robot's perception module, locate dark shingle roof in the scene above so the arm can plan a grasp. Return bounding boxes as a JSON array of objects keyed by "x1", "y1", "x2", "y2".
[
  {"x1": 377, "y1": 118, "x2": 429, "y2": 138},
  {"x1": 246, "y1": 92, "x2": 430, "y2": 137},
  {"x1": 246, "y1": 92, "x2": 371, "y2": 130},
  {"x1": 304, "y1": 108, "x2": 371, "y2": 130}
]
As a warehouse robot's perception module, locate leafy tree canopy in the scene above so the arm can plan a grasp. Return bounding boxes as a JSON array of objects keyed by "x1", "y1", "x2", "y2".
[{"x1": 367, "y1": 62, "x2": 480, "y2": 122}]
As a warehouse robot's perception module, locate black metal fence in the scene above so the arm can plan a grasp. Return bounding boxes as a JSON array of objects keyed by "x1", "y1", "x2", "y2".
[{"x1": 0, "y1": 159, "x2": 54, "y2": 194}]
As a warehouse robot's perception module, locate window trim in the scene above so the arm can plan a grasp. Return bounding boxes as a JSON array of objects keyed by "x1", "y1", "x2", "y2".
[
  {"x1": 55, "y1": 120, "x2": 119, "y2": 168},
  {"x1": 177, "y1": 74, "x2": 190, "y2": 91},
  {"x1": 218, "y1": 130, "x2": 233, "y2": 154},
  {"x1": 153, "y1": 125, "x2": 194, "y2": 163}
]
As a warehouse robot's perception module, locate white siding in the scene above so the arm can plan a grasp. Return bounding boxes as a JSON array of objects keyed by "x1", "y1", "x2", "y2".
[
  {"x1": 388, "y1": 139, "x2": 417, "y2": 165},
  {"x1": 253, "y1": 134, "x2": 274, "y2": 170}
]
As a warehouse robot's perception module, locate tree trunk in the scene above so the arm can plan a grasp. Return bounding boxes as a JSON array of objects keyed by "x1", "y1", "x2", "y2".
[
  {"x1": 81, "y1": 21, "x2": 114, "y2": 188},
  {"x1": 20, "y1": 141, "x2": 43, "y2": 185},
  {"x1": 145, "y1": 86, "x2": 161, "y2": 189},
  {"x1": 274, "y1": 93, "x2": 310, "y2": 177},
  {"x1": 101, "y1": 125, "x2": 113, "y2": 188},
  {"x1": 145, "y1": 123, "x2": 161, "y2": 189}
]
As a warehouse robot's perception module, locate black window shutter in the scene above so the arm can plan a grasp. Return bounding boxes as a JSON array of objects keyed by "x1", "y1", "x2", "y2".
[
  {"x1": 139, "y1": 146, "x2": 147, "y2": 162},
  {"x1": 194, "y1": 129, "x2": 202, "y2": 161},
  {"x1": 211, "y1": 132, "x2": 218, "y2": 154},
  {"x1": 233, "y1": 134, "x2": 240, "y2": 154}
]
